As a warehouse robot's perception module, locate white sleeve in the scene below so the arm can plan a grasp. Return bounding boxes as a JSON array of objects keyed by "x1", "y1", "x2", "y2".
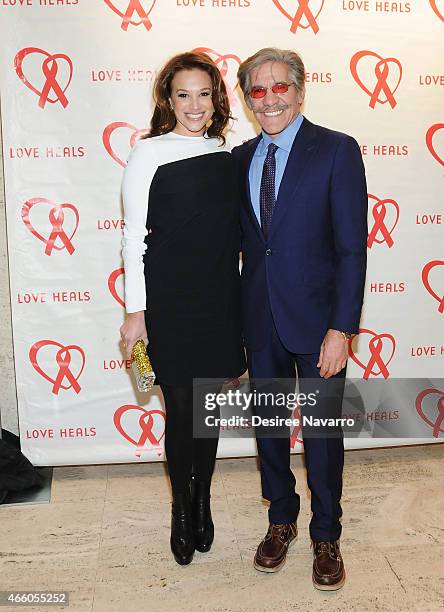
[
  {"x1": 222, "y1": 134, "x2": 233, "y2": 152},
  {"x1": 121, "y1": 140, "x2": 158, "y2": 313}
]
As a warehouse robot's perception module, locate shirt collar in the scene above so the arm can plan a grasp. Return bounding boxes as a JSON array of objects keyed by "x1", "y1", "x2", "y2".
[{"x1": 258, "y1": 113, "x2": 304, "y2": 154}]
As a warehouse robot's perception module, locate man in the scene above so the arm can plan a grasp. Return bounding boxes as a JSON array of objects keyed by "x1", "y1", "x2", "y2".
[{"x1": 232, "y1": 48, "x2": 367, "y2": 590}]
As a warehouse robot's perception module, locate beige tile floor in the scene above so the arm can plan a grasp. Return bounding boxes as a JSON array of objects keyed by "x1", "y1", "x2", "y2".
[{"x1": 1, "y1": 444, "x2": 443, "y2": 612}]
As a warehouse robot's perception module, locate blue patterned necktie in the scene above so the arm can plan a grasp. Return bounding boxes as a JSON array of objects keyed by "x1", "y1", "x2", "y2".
[{"x1": 259, "y1": 143, "x2": 278, "y2": 239}]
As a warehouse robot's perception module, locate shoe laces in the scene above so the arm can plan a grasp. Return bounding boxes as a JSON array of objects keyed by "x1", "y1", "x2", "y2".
[
  {"x1": 314, "y1": 541, "x2": 339, "y2": 559},
  {"x1": 267, "y1": 523, "x2": 290, "y2": 542}
]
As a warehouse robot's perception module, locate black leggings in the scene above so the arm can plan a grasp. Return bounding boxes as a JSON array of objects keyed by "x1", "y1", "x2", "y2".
[{"x1": 160, "y1": 383, "x2": 221, "y2": 494}]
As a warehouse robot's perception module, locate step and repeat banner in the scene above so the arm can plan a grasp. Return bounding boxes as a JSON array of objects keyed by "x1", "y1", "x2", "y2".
[{"x1": 0, "y1": 1, "x2": 443, "y2": 465}]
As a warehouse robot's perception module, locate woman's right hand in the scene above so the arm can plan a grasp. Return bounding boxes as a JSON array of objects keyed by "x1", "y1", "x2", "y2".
[{"x1": 120, "y1": 311, "x2": 148, "y2": 360}]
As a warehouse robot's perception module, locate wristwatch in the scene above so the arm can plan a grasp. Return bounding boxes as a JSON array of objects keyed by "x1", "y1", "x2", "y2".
[{"x1": 340, "y1": 331, "x2": 354, "y2": 341}]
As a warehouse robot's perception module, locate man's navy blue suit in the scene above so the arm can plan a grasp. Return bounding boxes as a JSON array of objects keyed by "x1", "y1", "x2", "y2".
[{"x1": 232, "y1": 117, "x2": 368, "y2": 542}]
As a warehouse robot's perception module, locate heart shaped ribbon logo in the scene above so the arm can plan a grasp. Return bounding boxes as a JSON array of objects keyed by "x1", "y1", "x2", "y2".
[
  {"x1": 192, "y1": 47, "x2": 241, "y2": 104},
  {"x1": 114, "y1": 404, "x2": 165, "y2": 456},
  {"x1": 415, "y1": 388, "x2": 444, "y2": 437},
  {"x1": 426, "y1": 124, "x2": 444, "y2": 167},
  {"x1": 349, "y1": 328, "x2": 396, "y2": 379},
  {"x1": 350, "y1": 50, "x2": 402, "y2": 109},
  {"x1": 271, "y1": 0, "x2": 324, "y2": 34},
  {"x1": 367, "y1": 194, "x2": 400, "y2": 249},
  {"x1": 422, "y1": 260, "x2": 444, "y2": 313},
  {"x1": 103, "y1": 0, "x2": 157, "y2": 31},
  {"x1": 29, "y1": 340, "x2": 85, "y2": 395},
  {"x1": 429, "y1": 0, "x2": 444, "y2": 22},
  {"x1": 14, "y1": 47, "x2": 73, "y2": 109},
  {"x1": 108, "y1": 268, "x2": 125, "y2": 308},
  {"x1": 22, "y1": 198, "x2": 79, "y2": 256},
  {"x1": 102, "y1": 121, "x2": 150, "y2": 167}
]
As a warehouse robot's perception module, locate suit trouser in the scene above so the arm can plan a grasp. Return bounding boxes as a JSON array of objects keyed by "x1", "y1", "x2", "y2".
[{"x1": 246, "y1": 319, "x2": 345, "y2": 542}]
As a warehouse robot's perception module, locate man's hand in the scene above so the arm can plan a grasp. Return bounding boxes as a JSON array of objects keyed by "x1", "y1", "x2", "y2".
[{"x1": 317, "y1": 329, "x2": 350, "y2": 378}]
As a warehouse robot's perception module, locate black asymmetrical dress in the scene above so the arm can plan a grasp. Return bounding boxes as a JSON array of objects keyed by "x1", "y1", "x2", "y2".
[{"x1": 140, "y1": 141, "x2": 246, "y2": 386}]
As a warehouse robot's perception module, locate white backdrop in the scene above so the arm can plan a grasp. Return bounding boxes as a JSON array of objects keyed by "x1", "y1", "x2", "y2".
[{"x1": 0, "y1": 1, "x2": 443, "y2": 465}]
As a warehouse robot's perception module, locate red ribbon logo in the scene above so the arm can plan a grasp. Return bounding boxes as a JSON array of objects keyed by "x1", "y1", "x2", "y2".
[
  {"x1": 192, "y1": 48, "x2": 241, "y2": 104},
  {"x1": 29, "y1": 340, "x2": 85, "y2": 395},
  {"x1": 367, "y1": 194, "x2": 400, "y2": 249},
  {"x1": 22, "y1": 198, "x2": 79, "y2": 256},
  {"x1": 430, "y1": 0, "x2": 444, "y2": 22},
  {"x1": 426, "y1": 124, "x2": 444, "y2": 168},
  {"x1": 108, "y1": 268, "x2": 125, "y2": 308},
  {"x1": 422, "y1": 260, "x2": 444, "y2": 313},
  {"x1": 416, "y1": 388, "x2": 444, "y2": 438},
  {"x1": 102, "y1": 121, "x2": 150, "y2": 167},
  {"x1": 271, "y1": 0, "x2": 324, "y2": 34},
  {"x1": 103, "y1": 0, "x2": 157, "y2": 31},
  {"x1": 290, "y1": 405, "x2": 303, "y2": 448},
  {"x1": 14, "y1": 47, "x2": 73, "y2": 109},
  {"x1": 349, "y1": 328, "x2": 396, "y2": 379},
  {"x1": 350, "y1": 51, "x2": 402, "y2": 109},
  {"x1": 114, "y1": 404, "x2": 165, "y2": 456}
]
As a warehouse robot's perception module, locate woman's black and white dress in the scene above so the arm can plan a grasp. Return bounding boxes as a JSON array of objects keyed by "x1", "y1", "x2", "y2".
[{"x1": 122, "y1": 132, "x2": 246, "y2": 386}]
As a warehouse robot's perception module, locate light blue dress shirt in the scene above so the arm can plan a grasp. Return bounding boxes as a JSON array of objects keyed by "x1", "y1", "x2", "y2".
[{"x1": 249, "y1": 113, "x2": 304, "y2": 222}]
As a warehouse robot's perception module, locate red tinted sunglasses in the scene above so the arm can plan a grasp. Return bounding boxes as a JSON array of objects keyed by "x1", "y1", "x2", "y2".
[{"x1": 249, "y1": 82, "x2": 295, "y2": 99}]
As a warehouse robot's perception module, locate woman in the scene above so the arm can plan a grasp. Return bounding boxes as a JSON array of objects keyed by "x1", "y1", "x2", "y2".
[{"x1": 120, "y1": 52, "x2": 246, "y2": 565}]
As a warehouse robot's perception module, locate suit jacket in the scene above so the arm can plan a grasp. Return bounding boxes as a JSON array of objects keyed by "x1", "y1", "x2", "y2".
[{"x1": 232, "y1": 117, "x2": 368, "y2": 353}]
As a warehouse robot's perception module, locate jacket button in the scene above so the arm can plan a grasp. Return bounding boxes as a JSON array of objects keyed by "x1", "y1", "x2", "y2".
[{"x1": 265, "y1": 249, "x2": 272, "y2": 256}]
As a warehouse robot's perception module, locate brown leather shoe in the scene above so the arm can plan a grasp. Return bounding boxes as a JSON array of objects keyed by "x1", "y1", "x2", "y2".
[
  {"x1": 312, "y1": 540, "x2": 345, "y2": 590},
  {"x1": 253, "y1": 522, "x2": 297, "y2": 573}
]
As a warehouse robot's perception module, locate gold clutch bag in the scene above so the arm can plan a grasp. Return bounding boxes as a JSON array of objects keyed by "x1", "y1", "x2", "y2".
[{"x1": 131, "y1": 339, "x2": 155, "y2": 392}]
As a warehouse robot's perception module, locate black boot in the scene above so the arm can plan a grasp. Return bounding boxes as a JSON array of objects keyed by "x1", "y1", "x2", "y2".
[
  {"x1": 170, "y1": 490, "x2": 195, "y2": 565},
  {"x1": 190, "y1": 475, "x2": 214, "y2": 553}
]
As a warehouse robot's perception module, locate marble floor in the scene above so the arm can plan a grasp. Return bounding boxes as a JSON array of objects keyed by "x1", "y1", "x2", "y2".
[{"x1": 1, "y1": 443, "x2": 443, "y2": 612}]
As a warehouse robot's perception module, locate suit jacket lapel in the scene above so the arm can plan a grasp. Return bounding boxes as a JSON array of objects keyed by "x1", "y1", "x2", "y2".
[
  {"x1": 268, "y1": 118, "x2": 318, "y2": 241},
  {"x1": 240, "y1": 135, "x2": 264, "y2": 241}
]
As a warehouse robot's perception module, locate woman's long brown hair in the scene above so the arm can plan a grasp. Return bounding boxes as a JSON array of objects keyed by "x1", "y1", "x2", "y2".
[{"x1": 146, "y1": 52, "x2": 231, "y2": 144}]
